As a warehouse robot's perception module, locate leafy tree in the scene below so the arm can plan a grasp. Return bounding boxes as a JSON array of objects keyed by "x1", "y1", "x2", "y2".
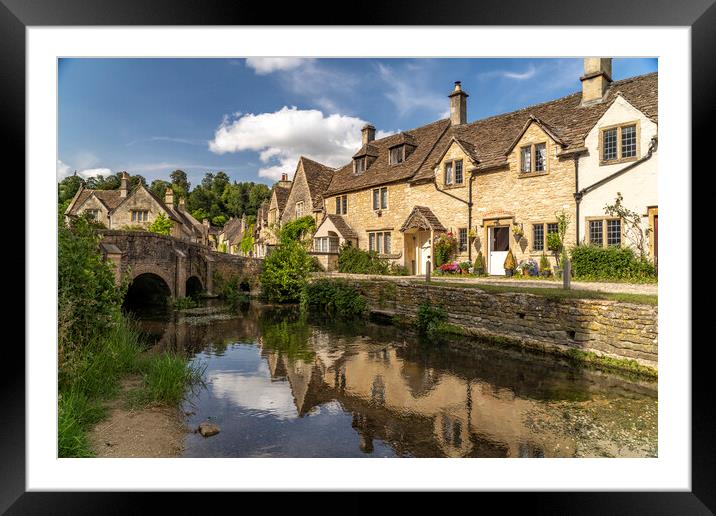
[
  {"x1": 149, "y1": 179, "x2": 172, "y2": 200},
  {"x1": 148, "y1": 212, "x2": 173, "y2": 236},
  {"x1": 58, "y1": 174, "x2": 85, "y2": 204},
  {"x1": 211, "y1": 214, "x2": 227, "y2": 227},
  {"x1": 170, "y1": 169, "x2": 190, "y2": 200},
  {"x1": 240, "y1": 224, "x2": 254, "y2": 255},
  {"x1": 260, "y1": 240, "x2": 314, "y2": 303}
]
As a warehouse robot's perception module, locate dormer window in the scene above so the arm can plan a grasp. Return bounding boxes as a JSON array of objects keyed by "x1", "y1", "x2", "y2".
[
  {"x1": 443, "y1": 159, "x2": 464, "y2": 185},
  {"x1": 389, "y1": 145, "x2": 405, "y2": 165}
]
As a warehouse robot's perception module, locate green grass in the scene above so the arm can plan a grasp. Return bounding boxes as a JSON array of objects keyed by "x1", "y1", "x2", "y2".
[
  {"x1": 423, "y1": 280, "x2": 658, "y2": 305},
  {"x1": 58, "y1": 315, "x2": 206, "y2": 457}
]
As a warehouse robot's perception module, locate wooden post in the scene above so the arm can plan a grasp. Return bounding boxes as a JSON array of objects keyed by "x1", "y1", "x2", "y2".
[{"x1": 425, "y1": 260, "x2": 431, "y2": 282}]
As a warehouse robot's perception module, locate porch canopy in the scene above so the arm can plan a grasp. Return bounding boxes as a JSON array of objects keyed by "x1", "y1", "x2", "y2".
[{"x1": 399, "y1": 206, "x2": 447, "y2": 233}]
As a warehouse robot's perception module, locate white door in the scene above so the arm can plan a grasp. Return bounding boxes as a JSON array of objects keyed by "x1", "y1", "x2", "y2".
[{"x1": 489, "y1": 226, "x2": 509, "y2": 275}]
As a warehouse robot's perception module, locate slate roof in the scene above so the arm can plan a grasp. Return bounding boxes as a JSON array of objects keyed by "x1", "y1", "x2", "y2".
[
  {"x1": 274, "y1": 184, "x2": 291, "y2": 212},
  {"x1": 299, "y1": 156, "x2": 336, "y2": 210},
  {"x1": 400, "y1": 206, "x2": 447, "y2": 233},
  {"x1": 323, "y1": 214, "x2": 358, "y2": 240},
  {"x1": 324, "y1": 72, "x2": 657, "y2": 194}
]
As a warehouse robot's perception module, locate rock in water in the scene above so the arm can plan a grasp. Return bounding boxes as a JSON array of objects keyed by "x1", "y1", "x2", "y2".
[{"x1": 197, "y1": 421, "x2": 220, "y2": 437}]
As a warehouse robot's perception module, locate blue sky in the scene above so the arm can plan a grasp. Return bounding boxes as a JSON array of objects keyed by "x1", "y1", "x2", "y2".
[{"x1": 58, "y1": 57, "x2": 657, "y2": 186}]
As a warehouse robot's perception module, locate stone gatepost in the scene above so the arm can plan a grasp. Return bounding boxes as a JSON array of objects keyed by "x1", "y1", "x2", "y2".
[{"x1": 175, "y1": 248, "x2": 187, "y2": 298}]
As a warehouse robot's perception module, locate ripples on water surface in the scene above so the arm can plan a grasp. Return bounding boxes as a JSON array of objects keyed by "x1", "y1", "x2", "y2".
[{"x1": 136, "y1": 302, "x2": 657, "y2": 458}]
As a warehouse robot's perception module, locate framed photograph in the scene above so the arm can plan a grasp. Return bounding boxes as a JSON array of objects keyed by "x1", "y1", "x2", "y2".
[{"x1": 6, "y1": 0, "x2": 710, "y2": 512}]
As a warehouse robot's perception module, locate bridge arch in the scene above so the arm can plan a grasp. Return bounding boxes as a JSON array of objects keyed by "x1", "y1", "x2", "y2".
[
  {"x1": 186, "y1": 275, "x2": 203, "y2": 298},
  {"x1": 123, "y1": 272, "x2": 172, "y2": 311}
]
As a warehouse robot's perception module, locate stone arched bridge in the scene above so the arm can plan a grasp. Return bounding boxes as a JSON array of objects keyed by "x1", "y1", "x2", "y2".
[{"x1": 99, "y1": 230, "x2": 262, "y2": 299}]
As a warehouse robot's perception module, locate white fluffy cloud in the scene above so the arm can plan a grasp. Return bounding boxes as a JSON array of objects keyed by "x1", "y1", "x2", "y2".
[
  {"x1": 57, "y1": 159, "x2": 112, "y2": 180},
  {"x1": 245, "y1": 58, "x2": 310, "y2": 75},
  {"x1": 208, "y1": 106, "x2": 392, "y2": 181}
]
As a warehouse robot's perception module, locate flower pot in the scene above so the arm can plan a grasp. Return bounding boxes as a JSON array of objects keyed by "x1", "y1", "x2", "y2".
[
  {"x1": 521, "y1": 269, "x2": 529, "y2": 277},
  {"x1": 505, "y1": 269, "x2": 514, "y2": 277},
  {"x1": 541, "y1": 270, "x2": 551, "y2": 278},
  {"x1": 553, "y1": 267, "x2": 563, "y2": 279}
]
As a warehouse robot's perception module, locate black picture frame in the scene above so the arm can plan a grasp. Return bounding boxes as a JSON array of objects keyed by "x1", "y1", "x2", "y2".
[{"x1": 4, "y1": 0, "x2": 710, "y2": 513}]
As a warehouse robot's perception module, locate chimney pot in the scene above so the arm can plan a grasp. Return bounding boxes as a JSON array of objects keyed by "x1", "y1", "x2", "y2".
[
  {"x1": 361, "y1": 124, "x2": 376, "y2": 145},
  {"x1": 281, "y1": 173, "x2": 288, "y2": 181},
  {"x1": 448, "y1": 81, "x2": 469, "y2": 125}
]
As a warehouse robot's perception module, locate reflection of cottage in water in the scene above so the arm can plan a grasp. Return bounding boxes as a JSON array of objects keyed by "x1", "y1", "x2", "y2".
[{"x1": 254, "y1": 327, "x2": 576, "y2": 458}]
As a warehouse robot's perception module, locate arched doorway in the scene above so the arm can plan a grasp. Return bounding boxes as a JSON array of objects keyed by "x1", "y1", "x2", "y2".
[
  {"x1": 123, "y1": 272, "x2": 172, "y2": 313},
  {"x1": 186, "y1": 276, "x2": 203, "y2": 299}
]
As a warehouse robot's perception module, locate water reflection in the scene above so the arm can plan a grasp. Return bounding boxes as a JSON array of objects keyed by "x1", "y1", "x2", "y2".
[{"x1": 136, "y1": 303, "x2": 657, "y2": 458}]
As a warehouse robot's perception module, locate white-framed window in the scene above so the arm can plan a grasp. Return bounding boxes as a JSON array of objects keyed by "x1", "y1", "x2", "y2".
[
  {"x1": 131, "y1": 210, "x2": 148, "y2": 222},
  {"x1": 389, "y1": 145, "x2": 404, "y2": 165},
  {"x1": 372, "y1": 187, "x2": 388, "y2": 210},
  {"x1": 335, "y1": 195, "x2": 347, "y2": 215},
  {"x1": 295, "y1": 201, "x2": 304, "y2": 218},
  {"x1": 368, "y1": 231, "x2": 391, "y2": 254},
  {"x1": 520, "y1": 143, "x2": 547, "y2": 173},
  {"x1": 601, "y1": 123, "x2": 639, "y2": 163}
]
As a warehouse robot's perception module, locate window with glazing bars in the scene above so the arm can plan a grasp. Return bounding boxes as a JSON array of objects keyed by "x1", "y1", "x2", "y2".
[
  {"x1": 458, "y1": 228, "x2": 468, "y2": 251},
  {"x1": 589, "y1": 220, "x2": 603, "y2": 246},
  {"x1": 621, "y1": 125, "x2": 637, "y2": 158},
  {"x1": 602, "y1": 128, "x2": 618, "y2": 161},
  {"x1": 131, "y1": 210, "x2": 148, "y2": 222},
  {"x1": 455, "y1": 160, "x2": 463, "y2": 184},
  {"x1": 607, "y1": 219, "x2": 621, "y2": 246},
  {"x1": 520, "y1": 146, "x2": 531, "y2": 172},
  {"x1": 533, "y1": 224, "x2": 544, "y2": 251},
  {"x1": 534, "y1": 143, "x2": 546, "y2": 171}
]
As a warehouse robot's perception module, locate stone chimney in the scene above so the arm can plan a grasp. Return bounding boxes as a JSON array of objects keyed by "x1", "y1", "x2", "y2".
[
  {"x1": 277, "y1": 173, "x2": 292, "y2": 189},
  {"x1": 119, "y1": 171, "x2": 130, "y2": 197},
  {"x1": 448, "y1": 81, "x2": 468, "y2": 125},
  {"x1": 203, "y1": 218, "x2": 210, "y2": 228},
  {"x1": 361, "y1": 124, "x2": 376, "y2": 145},
  {"x1": 164, "y1": 187, "x2": 174, "y2": 209},
  {"x1": 580, "y1": 58, "x2": 613, "y2": 105},
  {"x1": 178, "y1": 197, "x2": 186, "y2": 210}
]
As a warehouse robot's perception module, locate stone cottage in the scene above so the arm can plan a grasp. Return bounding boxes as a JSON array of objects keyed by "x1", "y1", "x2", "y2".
[
  {"x1": 65, "y1": 171, "x2": 209, "y2": 245},
  {"x1": 309, "y1": 58, "x2": 657, "y2": 274}
]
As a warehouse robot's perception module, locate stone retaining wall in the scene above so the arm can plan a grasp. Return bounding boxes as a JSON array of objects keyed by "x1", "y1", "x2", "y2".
[{"x1": 339, "y1": 279, "x2": 658, "y2": 370}]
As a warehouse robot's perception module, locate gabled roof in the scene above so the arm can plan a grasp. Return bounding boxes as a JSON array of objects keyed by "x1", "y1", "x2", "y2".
[
  {"x1": 324, "y1": 119, "x2": 451, "y2": 196},
  {"x1": 503, "y1": 115, "x2": 567, "y2": 156},
  {"x1": 324, "y1": 72, "x2": 657, "y2": 192},
  {"x1": 273, "y1": 184, "x2": 291, "y2": 212},
  {"x1": 299, "y1": 156, "x2": 335, "y2": 210},
  {"x1": 320, "y1": 214, "x2": 358, "y2": 240},
  {"x1": 352, "y1": 143, "x2": 379, "y2": 158},
  {"x1": 400, "y1": 206, "x2": 447, "y2": 233}
]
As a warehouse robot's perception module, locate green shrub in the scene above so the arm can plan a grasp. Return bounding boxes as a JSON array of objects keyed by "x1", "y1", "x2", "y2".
[
  {"x1": 570, "y1": 245, "x2": 656, "y2": 281},
  {"x1": 58, "y1": 390, "x2": 106, "y2": 458},
  {"x1": 415, "y1": 303, "x2": 448, "y2": 335},
  {"x1": 503, "y1": 249, "x2": 516, "y2": 271},
  {"x1": 539, "y1": 253, "x2": 551, "y2": 274},
  {"x1": 213, "y1": 271, "x2": 250, "y2": 305},
  {"x1": 433, "y1": 232, "x2": 458, "y2": 267},
  {"x1": 171, "y1": 296, "x2": 198, "y2": 310},
  {"x1": 278, "y1": 215, "x2": 316, "y2": 245},
  {"x1": 148, "y1": 212, "x2": 172, "y2": 236},
  {"x1": 337, "y1": 244, "x2": 390, "y2": 275},
  {"x1": 473, "y1": 251, "x2": 486, "y2": 274},
  {"x1": 459, "y1": 261, "x2": 472, "y2": 273},
  {"x1": 301, "y1": 279, "x2": 367, "y2": 319},
  {"x1": 389, "y1": 263, "x2": 410, "y2": 276},
  {"x1": 260, "y1": 240, "x2": 314, "y2": 302}
]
